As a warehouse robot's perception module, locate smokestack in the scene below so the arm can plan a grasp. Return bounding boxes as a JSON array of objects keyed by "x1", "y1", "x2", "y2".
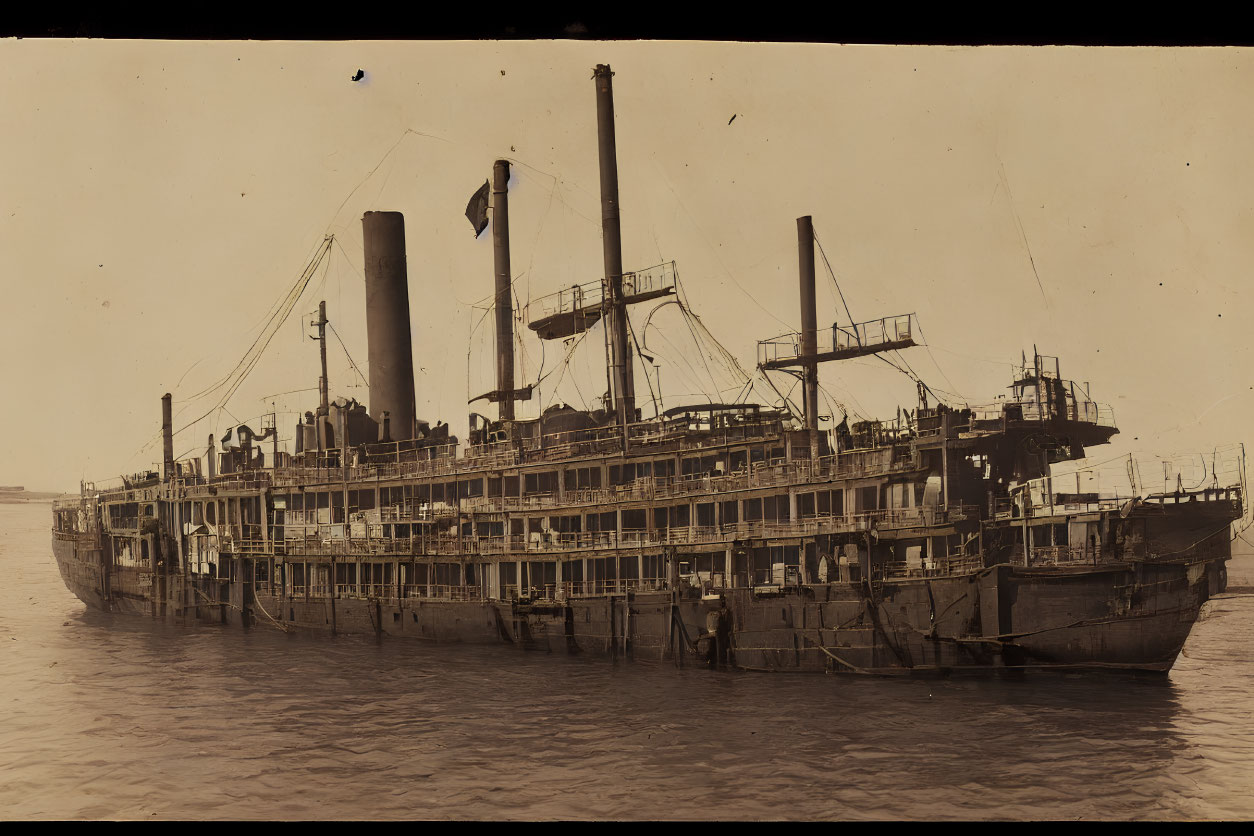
[
  {"x1": 593, "y1": 63, "x2": 635, "y2": 429},
  {"x1": 492, "y1": 159, "x2": 516, "y2": 421},
  {"x1": 797, "y1": 216, "x2": 819, "y2": 434},
  {"x1": 161, "y1": 393, "x2": 174, "y2": 481},
  {"x1": 362, "y1": 211, "x2": 418, "y2": 441}
]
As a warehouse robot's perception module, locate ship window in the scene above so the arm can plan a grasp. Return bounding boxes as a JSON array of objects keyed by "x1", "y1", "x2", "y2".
[
  {"x1": 720, "y1": 500, "x2": 738, "y2": 526},
  {"x1": 586, "y1": 511, "x2": 615, "y2": 533},
  {"x1": 858, "y1": 486, "x2": 878, "y2": 512},
  {"x1": 535, "y1": 562, "x2": 557, "y2": 588},
  {"x1": 622, "y1": 509, "x2": 646, "y2": 530},
  {"x1": 696, "y1": 503, "x2": 715, "y2": 527},
  {"x1": 745, "y1": 498, "x2": 763, "y2": 522},
  {"x1": 750, "y1": 447, "x2": 765, "y2": 464},
  {"x1": 504, "y1": 476, "x2": 519, "y2": 497},
  {"x1": 694, "y1": 554, "x2": 713, "y2": 579},
  {"x1": 563, "y1": 559, "x2": 584, "y2": 583},
  {"x1": 488, "y1": 477, "x2": 501, "y2": 497},
  {"x1": 752, "y1": 547, "x2": 771, "y2": 582},
  {"x1": 434, "y1": 563, "x2": 454, "y2": 587},
  {"x1": 672, "y1": 505, "x2": 690, "y2": 527},
  {"x1": 772, "y1": 545, "x2": 800, "y2": 566},
  {"x1": 797, "y1": 493, "x2": 816, "y2": 518},
  {"x1": 653, "y1": 507, "x2": 669, "y2": 529},
  {"x1": 524, "y1": 471, "x2": 556, "y2": 495},
  {"x1": 564, "y1": 468, "x2": 598, "y2": 491},
  {"x1": 730, "y1": 450, "x2": 748, "y2": 471}
]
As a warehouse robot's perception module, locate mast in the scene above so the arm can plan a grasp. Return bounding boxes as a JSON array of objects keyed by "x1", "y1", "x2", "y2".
[
  {"x1": 594, "y1": 63, "x2": 635, "y2": 431},
  {"x1": 492, "y1": 159, "x2": 516, "y2": 421},
  {"x1": 315, "y1": 300, "x2": 329, "y2": 453},
  {"x1": 797, "y1": 216, "x2": 819, "y2": 437},
  {"x1": 317, "y1": 300, "x2": 329, "y2": 412}
]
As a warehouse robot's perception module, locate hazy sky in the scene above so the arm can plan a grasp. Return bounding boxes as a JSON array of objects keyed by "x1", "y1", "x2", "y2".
[{"x1": 2, "y1": 41, "x2": 1251, "y2": 492}]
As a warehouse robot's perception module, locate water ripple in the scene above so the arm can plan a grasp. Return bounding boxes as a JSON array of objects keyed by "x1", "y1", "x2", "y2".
[{"x1": 3, "y1": 504, "x2": 1253, "y2": 820}]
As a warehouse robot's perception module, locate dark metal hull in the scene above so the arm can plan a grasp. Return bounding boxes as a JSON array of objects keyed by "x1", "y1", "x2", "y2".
[{"x1": 52, "y1": 532, "x2": 1224, "y2": 674}]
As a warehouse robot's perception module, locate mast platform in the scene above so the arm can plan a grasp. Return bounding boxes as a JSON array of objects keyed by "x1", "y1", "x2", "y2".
[
  {"x1": 758, "y1": 313, "x2": 917, "y2": 369},
  {"x1": 526, "y1": 262, "x2": 677, "y2": 340}
]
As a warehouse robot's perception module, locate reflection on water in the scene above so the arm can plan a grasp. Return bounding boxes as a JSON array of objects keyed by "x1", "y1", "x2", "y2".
[{"x1": 3, "y1": 502, "x2": 1252, "y2": 820}]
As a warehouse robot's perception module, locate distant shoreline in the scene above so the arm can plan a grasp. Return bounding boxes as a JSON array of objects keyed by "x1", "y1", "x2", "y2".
[{"x1": 0, "y1": 491, "x2": 70, "y2": 504}]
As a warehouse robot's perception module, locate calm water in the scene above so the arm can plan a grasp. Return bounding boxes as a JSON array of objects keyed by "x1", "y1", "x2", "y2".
[{"x1": 2, "y1": 502, "x2": 1252, "y2": 821}]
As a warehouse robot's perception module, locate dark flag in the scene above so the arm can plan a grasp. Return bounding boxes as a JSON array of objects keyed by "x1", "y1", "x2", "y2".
[{"x1": 465, "y1": 179, "x2": 490, "y2": 237}]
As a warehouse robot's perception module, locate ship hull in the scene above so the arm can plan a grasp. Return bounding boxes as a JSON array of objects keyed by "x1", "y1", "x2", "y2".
[{"x1": 52, "y1": 532, "x2": 1223, "y2": 674}]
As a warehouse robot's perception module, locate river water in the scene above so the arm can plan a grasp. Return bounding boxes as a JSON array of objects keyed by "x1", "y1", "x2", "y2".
[{"x1": 2, "y1": 501, "x2": 1252, "y2": 820}]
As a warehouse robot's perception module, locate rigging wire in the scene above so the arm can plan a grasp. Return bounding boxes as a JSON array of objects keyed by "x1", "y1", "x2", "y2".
[
  {"x1": 327, "y1": 322, "x2": 368, "y2": 388},
  {"x1": 538, "y1": 325, "x2": 595, "y2": 413},
  {"x1": 167, "y1": 237, "x2": 333, "y2": 442},
  {"x1": 625, "y1": 316, "x2": 660, "y2": 416},
  {"x1": 910, "y1": 316, "x2": 966, "y2": 403},
  {"x1": 172, "y1": 234, "x2": 333, "y2": 415},
  {"x1": 812, "y1": 229, "x2": 856, "y2": 329}
]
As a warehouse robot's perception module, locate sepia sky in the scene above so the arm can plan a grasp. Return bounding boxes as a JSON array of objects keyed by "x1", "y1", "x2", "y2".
[{"x1": 1, "y1": 40, "x2": 1251, "y2": 493}]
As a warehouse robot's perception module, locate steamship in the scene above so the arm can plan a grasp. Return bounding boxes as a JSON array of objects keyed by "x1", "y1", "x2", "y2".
[{"x1": 51, "y1": 65, "x2": 1243, "y2": 674}]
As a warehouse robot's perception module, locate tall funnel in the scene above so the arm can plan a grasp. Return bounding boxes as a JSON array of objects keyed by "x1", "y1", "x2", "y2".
[{"x1": 362, "y1": 211, "x2": 417, "y2": 440}]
